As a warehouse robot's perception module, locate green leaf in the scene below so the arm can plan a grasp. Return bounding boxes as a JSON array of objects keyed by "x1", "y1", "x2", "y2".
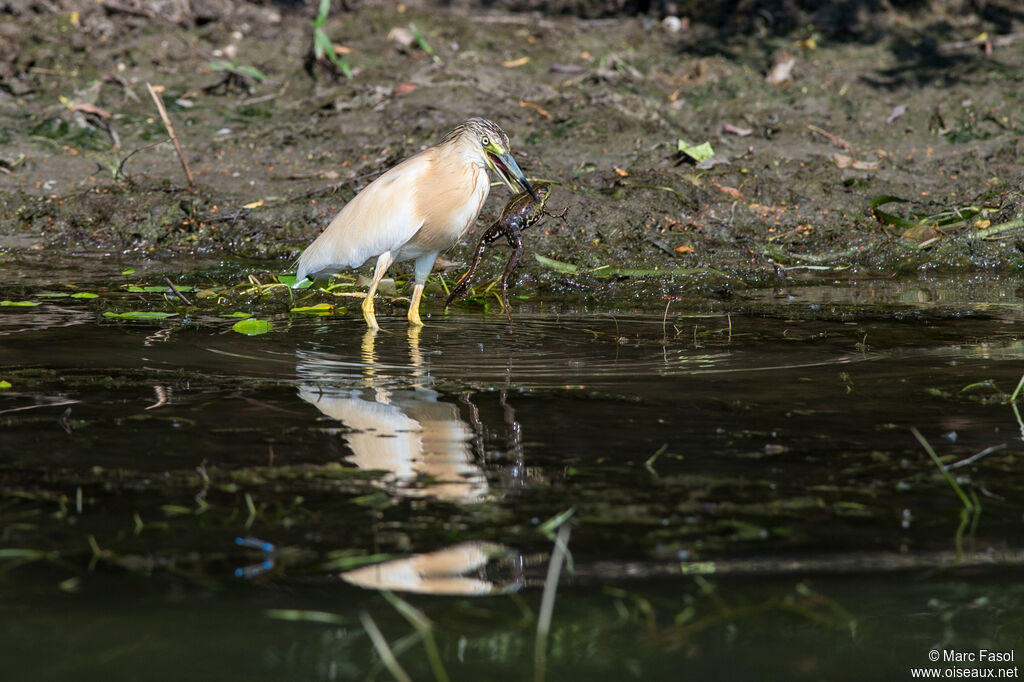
[
  {"x1": 313, "y1": 30, "x2": 331, "y2": 59},
  {"x1": 232, "y1": 318, "x2": 273, "y2": 335},
  {"x1": 70, "y1": 292, "x2": 99, "y2": 299},
  {"x1": 314, "y1": 0, "x2": 330, "y2": 25},
  {"x1": 126, "y1": 285, "x2": 195, "y2": 293},
  {"x1": 677, "y1": 140, "x2": 715, "y2": 163},
  {"x1": 277, "y1": 274, "x2": 313, "y2": 289},
  {"x1": 325, "y1": 49, "x2": 353, "y2": 78},
  {"x1": 103, "y1": 311, "x2": 177, "y2": 319},
  {"x1": 36, "y1": 293, "x2": 70, "y2": 298},
  {"x1": 235, "y1": 65, "x2": 266, "y2": 82},
  {"x1": 1, "y1": 300, "x2": 40, "y2": 307},
  {"x1": 220, "y1": 312, "x2": 253, "y2": 318},
  {"x1": 0, "y1": 380, "x2": 11, "y2": 389},
  {"x1": 206, "y1": 60, "x2": 235, "y2": 72},
  {"x1": 290, "y1": 303, "x2": 335, "y2": 315},
  {"x1": 121, "y1": 268, "x2": 135, "y2": 276},
  {"x1": 409, "y1": 23, "x2": 441, "y2": 63},
  {"x1": 867, "y1": 194, "x2": 909, "y2": 210},
  {"x1": 533, "y1": 253, "x2": 579, "y2": 273}
]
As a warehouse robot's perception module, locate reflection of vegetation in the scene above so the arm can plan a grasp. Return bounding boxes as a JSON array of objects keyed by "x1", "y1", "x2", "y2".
[{"x1": 911, "y1": 428, "x2": 981, "y2": 560}]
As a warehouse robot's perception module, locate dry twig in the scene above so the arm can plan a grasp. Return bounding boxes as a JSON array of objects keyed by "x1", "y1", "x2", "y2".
[{"x1": 146, "y1": 82, "x2": 195, "y2": 189}]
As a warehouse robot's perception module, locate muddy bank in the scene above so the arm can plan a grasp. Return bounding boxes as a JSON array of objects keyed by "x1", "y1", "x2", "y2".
[{"x1": 1, "y1": 1, "x2": 1023, "y2": 302}]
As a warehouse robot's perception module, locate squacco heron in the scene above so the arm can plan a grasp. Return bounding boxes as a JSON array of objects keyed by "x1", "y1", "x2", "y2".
[{"x1": 294, "y1": 118, "x2": 535, "y2": 329}]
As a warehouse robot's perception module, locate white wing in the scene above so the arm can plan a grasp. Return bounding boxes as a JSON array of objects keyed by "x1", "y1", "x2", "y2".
[{"x1": 296, "y1": 150, "x2": 435, "y2": 281}]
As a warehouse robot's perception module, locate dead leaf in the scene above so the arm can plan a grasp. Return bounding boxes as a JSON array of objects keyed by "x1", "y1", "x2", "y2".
[
  {"x1": 72, "y1": 102, "x2": 112, "y2": 119},
  {"x1": 614, "y1": 167, "x2": 629, "y2": 177},
  {"x1": 835, "y1": 153, "x2": 879, "y2": 171},
  {"x1": 808, "y1": 124, "x2": 851, "y2": 150},
  {"x1": 387, "y1": 27, "x2": 415, "y2": 48},
  {"x1": 243, "y1": 199, "x2": 264, "y2": 209},
  {"x1": 502, "y1": 56, "x2": 532, "y2": 68},
  {"x1": 550, "y1": 63, "x2": 587, "y2": 74},
  {"x1": 696, "y1": 154, "x2": 729, "y2": 170},
  {"x1": 674, "y1": 245, "x2": 695, "y2": 253},
  {"x1": 886, "y1": 104, "x2": 908, "y2": 124},
  {"x1": 519, "y1": 100, "x2": 551, "y2": 119},
  {"x1": 713, "y1": 182, "x2": 743, "y2": 199},
  {"x1": 766, "y1": 51, "x2": 795, "y2": 84},
  {"x1": 393, "y1": 82, "x2": 417, "y2": 96},
  {"x1": 722, "y1": 123, "x2": 752, "y2": 136},
  {"x1": 902, "y1": 224, "x2": 941, "y2": 243},
  {"x1": 333, "y1": 45, "x2": 354, "y2": 55}
]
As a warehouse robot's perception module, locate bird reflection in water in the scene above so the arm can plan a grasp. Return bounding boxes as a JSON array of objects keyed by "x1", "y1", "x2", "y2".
[
  {"x1": 297, "y1": 328, "x2": 488, "y2": 503},
  {"x1": 341, "y1": 541, "x2": 525, "y2": 595},
  {"x1": 292, "y1": 328, "x2": 532, "y2": 594},
  {"x1": 234, "y1": 330, "x2": 530, "y2": 592}
]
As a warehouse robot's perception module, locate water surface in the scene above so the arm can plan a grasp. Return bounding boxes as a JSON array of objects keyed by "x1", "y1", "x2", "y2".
[{"x1": 2, "y1": 270, "x2": 1022, "y2": 681}]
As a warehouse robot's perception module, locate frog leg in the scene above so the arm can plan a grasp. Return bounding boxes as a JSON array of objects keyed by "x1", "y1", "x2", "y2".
[
  {"x1": 499, "y1": 223, "x2": 524, "y2": 323},
  {"x1": 445, "y1": 225, "x2": 496, "y2": 308}
]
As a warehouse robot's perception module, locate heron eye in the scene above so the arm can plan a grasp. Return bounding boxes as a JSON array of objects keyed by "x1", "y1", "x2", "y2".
[{"x1": 480, "y1": 135, "x2": 490, "y2": 147}]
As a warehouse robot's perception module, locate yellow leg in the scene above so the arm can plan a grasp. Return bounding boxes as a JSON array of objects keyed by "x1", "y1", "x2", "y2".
[
  {"x1": 407, "y1": 283, "x2": 425, "y2": 327},
  {"x1": 361, "y1": 251, "x2": 393, "y2": 330}
]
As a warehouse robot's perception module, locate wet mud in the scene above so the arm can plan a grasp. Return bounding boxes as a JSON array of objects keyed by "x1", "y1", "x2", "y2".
[{"x1": 2, "y1": 0, "x2": 1024, "y2": 302}]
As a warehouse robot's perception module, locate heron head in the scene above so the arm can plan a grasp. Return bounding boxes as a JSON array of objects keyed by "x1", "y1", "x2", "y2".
[{"x1": 459, "y1": 118, "x2": 537, "y2": 200}]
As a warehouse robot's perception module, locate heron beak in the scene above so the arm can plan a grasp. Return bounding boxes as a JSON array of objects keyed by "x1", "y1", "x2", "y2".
[{"x1": 487, "y1": 150, "x2": 538, "y2": 201}]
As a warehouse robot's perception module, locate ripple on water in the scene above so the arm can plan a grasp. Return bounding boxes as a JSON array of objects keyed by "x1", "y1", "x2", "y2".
[{"x1": 280, "y1": 313, "x2": 876, "y2": 392}]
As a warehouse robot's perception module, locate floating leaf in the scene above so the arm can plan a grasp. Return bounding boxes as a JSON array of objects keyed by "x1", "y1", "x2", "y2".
[
  {"x1": 103, "y1": 311, "x2": 177, "y2": 319},
  {"x1": 232, "y1": 318, "x2": 273, "y2": 335},
  {"x1": 290, "y1": 303, "x2": 335, "y2": 315},
  {"x1": 276, "y1": 274, "x2": 313, "y2": 289},
  {"x1": 1, "y1": 300, "x2": 40, "y2": 307},
  {"x1": 36, "y1": 293, "x2": 70, "y2": 298},
  {"x1": 0, "y1": 380, "x2": 11, "y2": 389},
  {"x1": 220, "y1": 312, "x2": 253, "y2": 318},
  {"x1": 70, "y1": 292, "x2": 99, "y2": 299},
  {"x1": 127, "y1": 285, "x2": 194, "y2": 293},
  {"x1": 677, "y1": 139, "x2": 715, "y2": 163},
  {"x1": 534, "y1": 253, "x2": 580, "y2": 273},
  {"x1": 121, "y1": 268, "x2": 135, "y2": 276}
]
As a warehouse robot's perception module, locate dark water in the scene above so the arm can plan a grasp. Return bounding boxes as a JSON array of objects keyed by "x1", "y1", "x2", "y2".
[{"x1": 2, "y1": 269, "x2": 1023, "y2": 681}]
